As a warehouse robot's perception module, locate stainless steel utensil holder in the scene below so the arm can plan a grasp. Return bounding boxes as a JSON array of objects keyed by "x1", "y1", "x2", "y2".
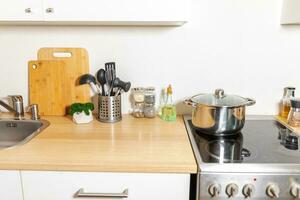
[{"x1": 98, "y1": 95, "x2": 122, "y2": 123}]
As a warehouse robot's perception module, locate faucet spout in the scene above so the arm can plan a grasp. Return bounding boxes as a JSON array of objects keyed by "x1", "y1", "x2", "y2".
[
  {"x1": 0, "y1": 95, "x2": 24, "y2": 118},
  {"x1": 0, "y1": 100, "x2": 16, "y2": 113}
]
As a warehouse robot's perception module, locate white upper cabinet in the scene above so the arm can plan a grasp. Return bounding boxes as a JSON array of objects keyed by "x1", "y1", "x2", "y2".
[
  {"x1": 0, "y1": 0, "x2": 44, "y2": 22},
  {"x1": 0, "y1": 0, "x2": 188, "y2": 26},
  {"x1": 281, "y1": 0, "x2": 300, "y2": 24}
]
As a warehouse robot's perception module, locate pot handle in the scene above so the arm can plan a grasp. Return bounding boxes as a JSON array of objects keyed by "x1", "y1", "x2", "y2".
[
  {"x1": 245, "y1": 98, "x2": 256, "y2": 106},
  {"x1": 184, "y1": 99, "x2": 197, "y2": 107}
]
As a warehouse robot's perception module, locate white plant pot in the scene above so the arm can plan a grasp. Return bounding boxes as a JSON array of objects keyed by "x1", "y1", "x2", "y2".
[{"x1": 73, "y1": 111, "x2": 93, "y2": 124}]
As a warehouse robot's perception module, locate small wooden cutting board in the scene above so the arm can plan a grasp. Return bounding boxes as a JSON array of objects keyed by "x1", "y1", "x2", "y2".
[{"x1": 29, "y1": 60, "x2": 68, "y2": 116}]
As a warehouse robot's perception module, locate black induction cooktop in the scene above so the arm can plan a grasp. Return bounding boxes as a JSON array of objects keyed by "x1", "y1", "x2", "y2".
[{"x1": 186, "y1": 118, "x2": 300, "y2": 164}]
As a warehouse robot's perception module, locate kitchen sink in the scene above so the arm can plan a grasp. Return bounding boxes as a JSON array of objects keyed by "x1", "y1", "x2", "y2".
[{"x1": 0, "y1": 119, "x2": 50, "y2": 149}]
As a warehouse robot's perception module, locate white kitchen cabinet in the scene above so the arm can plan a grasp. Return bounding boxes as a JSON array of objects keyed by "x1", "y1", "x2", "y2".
[
  {"x1": 281, "y1": 0, "x2": 300, "y2": 24},
  {"x1": 0, "y1": 0, "x2": 44, "y2": 22},
  {"x1": 21, "y1": 171, "x2": 190, "y2": 200},
  {"x1": 0, "y1": 0, "x2": 188, "y2": 26},
  {"x1": 0, "y1": 171, "x2": 23, "y2": 200}
]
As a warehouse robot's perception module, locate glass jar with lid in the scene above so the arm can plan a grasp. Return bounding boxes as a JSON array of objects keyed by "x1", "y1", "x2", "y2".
[
  {"x1": 131, "y1": 87, "x2": 145, "y2": 118},
  {"x1": 288, "y1": 98, "x2": 300, "y2": 127},
  {"x1": 144, "y1": 87, "x2": 156, "y2": 118}
]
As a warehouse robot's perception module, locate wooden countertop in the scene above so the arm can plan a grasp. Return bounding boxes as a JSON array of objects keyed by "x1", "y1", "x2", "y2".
[
  {"x1": 276, "y1": 116, "x2": 300, "y2": 135},
  {"x1": 0, "y1": 115, "x2": 197, "y2": 174}
]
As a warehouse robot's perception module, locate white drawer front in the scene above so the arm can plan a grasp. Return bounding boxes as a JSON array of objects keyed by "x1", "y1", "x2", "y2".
[
  {"x1": 0, "y1": 170, "x2": 23, "y2": 200},
  {"x1": 21, "y1": 171, "x2": 190, "y2": 200}
]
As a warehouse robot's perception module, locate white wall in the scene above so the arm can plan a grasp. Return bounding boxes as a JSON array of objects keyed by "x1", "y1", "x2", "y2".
[{"x1": 0, "y1": 0, "x2": 299, "y2": 115}]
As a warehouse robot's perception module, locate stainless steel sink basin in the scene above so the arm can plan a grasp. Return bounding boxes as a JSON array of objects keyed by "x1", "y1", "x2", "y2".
[{"x1": 0, "y1": 119, "x2": 50, "y2": 148}]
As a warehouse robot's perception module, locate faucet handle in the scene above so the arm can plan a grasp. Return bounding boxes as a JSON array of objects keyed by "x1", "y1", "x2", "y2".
[
  {"x1": 27, "y1": 104, "x2": 40, "y2": 120},
  {"x1": 8, "y1": 95, "x2": 24, "y2": 118},
  {"x1": 8, "y1": 95, "x2": 23, "y2": 103}
]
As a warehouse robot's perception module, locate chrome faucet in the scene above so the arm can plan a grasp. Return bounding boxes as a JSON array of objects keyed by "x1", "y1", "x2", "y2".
[{"x1": 0, "y1": 95, "x2": 24, "y2": 118}]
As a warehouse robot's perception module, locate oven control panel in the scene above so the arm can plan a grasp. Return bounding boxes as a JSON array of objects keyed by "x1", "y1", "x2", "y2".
[{"x1": 199, "y1": 173, "x2": 300, "y2": 199}]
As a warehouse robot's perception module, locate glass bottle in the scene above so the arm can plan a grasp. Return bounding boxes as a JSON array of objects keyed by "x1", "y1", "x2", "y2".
[
  {"x1": 280, "y1": 87, "x2": 296, "y2": 118},
  {"x1": 161, "y1": 85, "x2": 176, "y2": 122},
  {"x1": 287, "y1": 98, "x2": 300, "y2": 127}
]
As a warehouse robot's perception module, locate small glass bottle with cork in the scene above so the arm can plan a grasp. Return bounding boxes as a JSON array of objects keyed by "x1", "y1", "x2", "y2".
[{"x1": 161, "y1": 85, "x2": 177, "y2": 122}]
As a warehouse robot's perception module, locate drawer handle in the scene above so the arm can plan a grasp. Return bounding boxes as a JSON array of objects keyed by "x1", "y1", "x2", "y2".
[{"x1": 74, "y1": 188, "x2": 128, "y2": 198}]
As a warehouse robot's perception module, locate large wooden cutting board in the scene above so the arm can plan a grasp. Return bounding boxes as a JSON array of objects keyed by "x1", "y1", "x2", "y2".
[
  {"x1": 37, "y1": 47, "x2": 90, "y2": 105},
  {"x1": 29, "y1": 60, "x2": 69, "y2": 116}
]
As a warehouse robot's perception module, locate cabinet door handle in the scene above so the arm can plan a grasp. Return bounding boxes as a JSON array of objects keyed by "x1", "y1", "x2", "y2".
[
  {"x1": 25, "y1": 8, "x2": 32, "y2": 13},
  {"x1": 45, "y1": 8, "x2": 54, "y2": 13},
  {"x1": 74, "y1": 188, "x2": 129, "y2": 198}
]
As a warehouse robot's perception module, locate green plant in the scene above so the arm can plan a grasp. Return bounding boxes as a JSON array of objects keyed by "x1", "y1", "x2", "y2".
[{"x1": 69, "y1": 103, "x2": 94, "y2": 116}]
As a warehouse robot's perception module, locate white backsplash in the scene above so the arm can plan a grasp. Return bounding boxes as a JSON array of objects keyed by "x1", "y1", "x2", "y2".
[{"x1": 0, "y1": 0, "x2": 299, "y2": 115}]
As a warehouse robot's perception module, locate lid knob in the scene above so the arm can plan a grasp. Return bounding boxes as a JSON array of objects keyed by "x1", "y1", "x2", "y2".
[
  {"x1": 215, "y1": 89, "x2": 225, "y2": 98},
  {"x1": 291, "y1": 98, "x2": 300, "y2": 109}
]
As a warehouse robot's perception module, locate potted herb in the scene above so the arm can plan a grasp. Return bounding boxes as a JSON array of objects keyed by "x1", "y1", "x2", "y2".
[{"x1": 69, "y1": 103, "x2": 95, "y2": 124}]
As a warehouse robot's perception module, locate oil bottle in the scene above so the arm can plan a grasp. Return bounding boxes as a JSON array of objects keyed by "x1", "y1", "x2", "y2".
[
  {"x1": 161, "y1": 85, "x2": 176, "y2": 122},
  {"x1": 280, "y1": 87, "x2": 296, "y2": 118}
]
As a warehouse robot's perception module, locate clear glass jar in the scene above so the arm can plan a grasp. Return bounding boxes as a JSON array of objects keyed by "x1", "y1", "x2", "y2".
[
  {"x1": 280, "y1": 87, "x2": 296, "y2": 118},
  {"x1": 132, "y1": 87, "x2": 145, "y2": 103},
  {"x1": 131, "y1": 88, "x2": 145, "y2": 118},
  {"x1": 288, "y1": 98, "x2": 300, "y2": 127},
  {"x1": 144, "y1": 87, "x2": 156, "y2": 118},
  {"x1": 133, "y1": 102, "x2": 145, "y2": 118}
]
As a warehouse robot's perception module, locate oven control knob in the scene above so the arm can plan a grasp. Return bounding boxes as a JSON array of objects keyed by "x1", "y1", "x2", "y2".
[
  {"x1": 242, "y1": 184, "x2": 255, "y2": 198},
  {"x1": 266, "y1": 184, "x2": 280, "y2": 198},
  {"x1": 208, "y1": 183, "x2": 221, "y2": 197},
  {"x1": 226, "y1": 183, "x2": 238, "y2": 198},
  {"x1": 290, "y1": 184, "x2": 300, "y2": 198}
]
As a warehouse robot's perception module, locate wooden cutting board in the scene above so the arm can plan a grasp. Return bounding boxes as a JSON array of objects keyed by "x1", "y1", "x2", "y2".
[
  {"x1": 29, "y1": 60, "x2": 69, "y2": 116},
  {"x1": 30, "y1": 48, "x2": 91, "y2": 115},
  {"x1": 38, "y1": 47, "x2": 90, "y2": 104}
]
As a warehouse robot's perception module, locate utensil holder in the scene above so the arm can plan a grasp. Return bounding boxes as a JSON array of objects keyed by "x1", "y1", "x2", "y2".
[{"x1": 98, "y1": 95, "x2": 122, "y2": 123}]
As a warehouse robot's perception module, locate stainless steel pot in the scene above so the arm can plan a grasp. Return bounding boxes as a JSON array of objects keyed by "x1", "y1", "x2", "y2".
[{"x1": 185, "y1": 89, "x2": 256, "y2": 136}]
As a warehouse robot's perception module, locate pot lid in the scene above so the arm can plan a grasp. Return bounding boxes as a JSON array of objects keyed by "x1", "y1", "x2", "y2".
[{"x1": 190, "y1": 89, "x2": 254, "y2": 107}]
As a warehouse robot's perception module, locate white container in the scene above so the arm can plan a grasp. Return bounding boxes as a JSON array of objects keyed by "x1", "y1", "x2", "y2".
[{"x1": 73, "y1": 111, "x2": 93, "y2": 124}]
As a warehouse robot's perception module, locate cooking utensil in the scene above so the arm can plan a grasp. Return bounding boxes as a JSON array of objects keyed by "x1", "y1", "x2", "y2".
[
  {"x1": 105, "y1": 70, "x2": 111, "y2": 96},
  {"x1": 105, "y1": 62, "x2": 116, "y2": 96},
  {"x1": 96, "y1": 69, "x2": 107, "y2": 96},
  {"x1": 185, "y1": 89, "x2": 256, "y2": 136},
  {"x1": 115, "y1": 88, "x2": 122, "y2": 97},
  {"x1": 113, "y1": 78, "x2": 131, "y2": 92},
  {"x1": 29, "y1": 60, "x2": 68, "y2": 116},
  {"x1": 79, "y1": 74, "x2": 101, "y2": 94},
  {"x1": 37, "y1": 48, "x2": 90, "y2": 104}
]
